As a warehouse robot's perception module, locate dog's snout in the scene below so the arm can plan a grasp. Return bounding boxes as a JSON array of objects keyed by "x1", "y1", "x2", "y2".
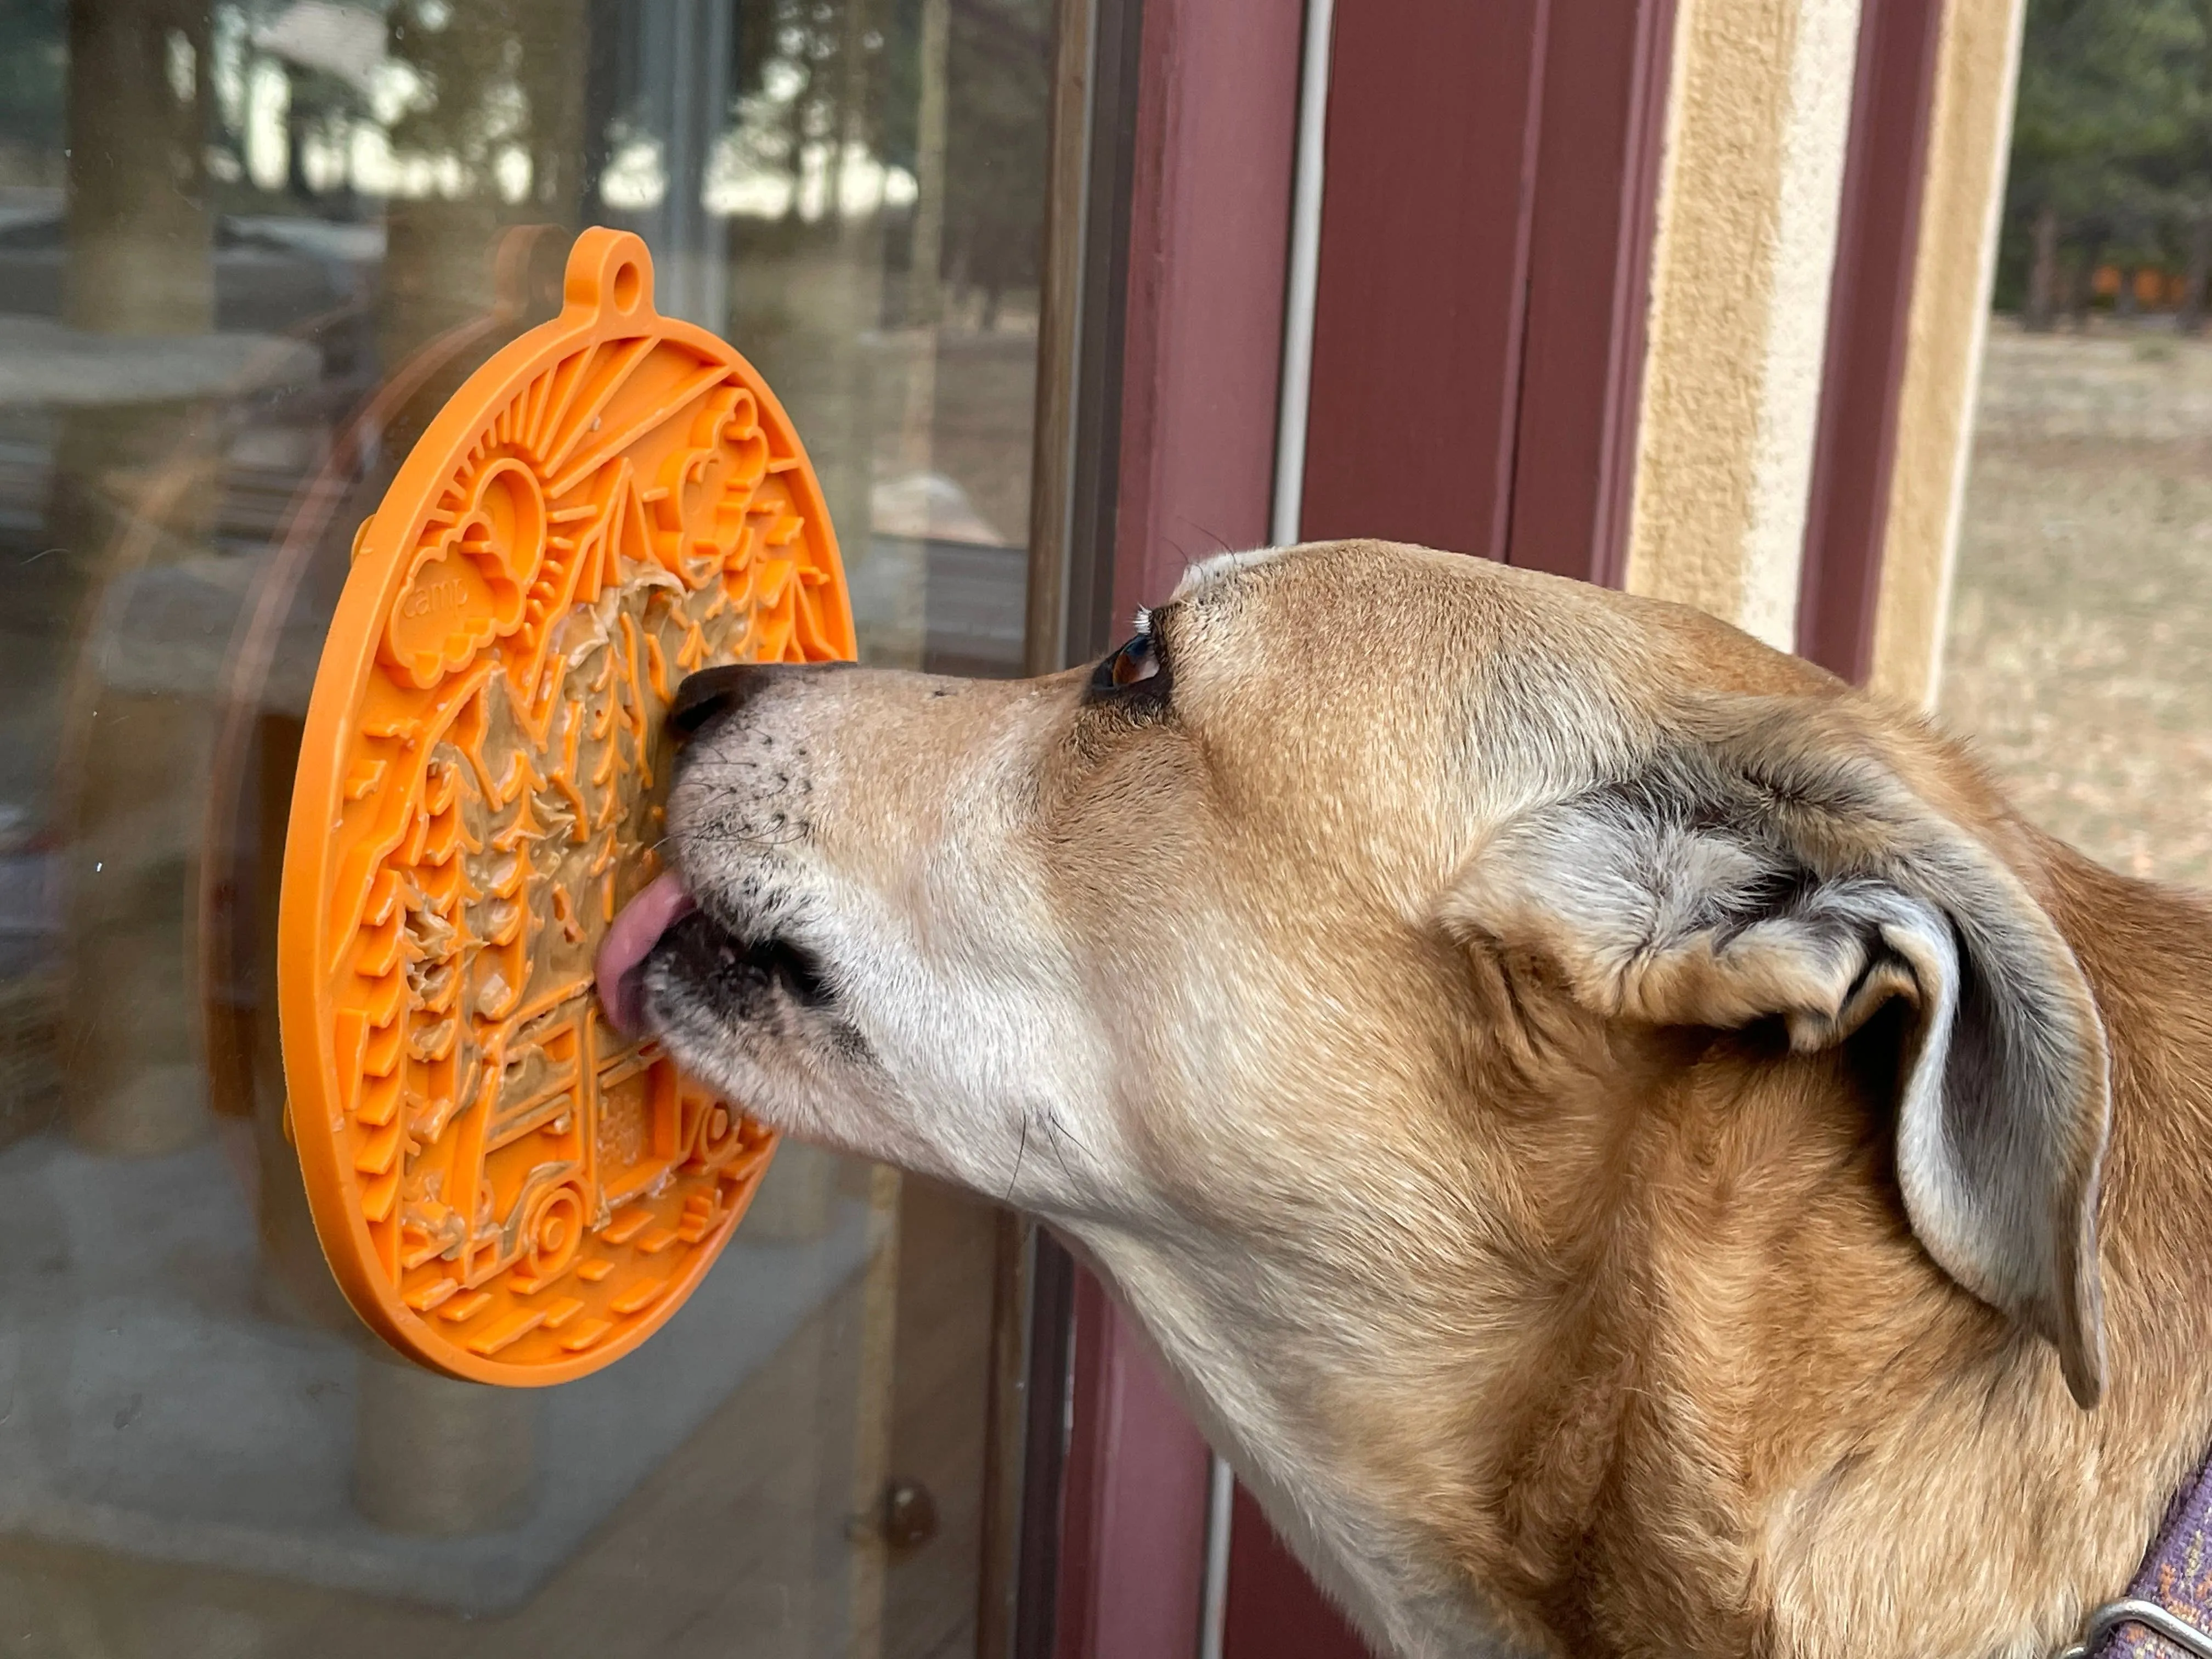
[{"x1": 668, "y1": 661, "x2": 843, "y2": 740}]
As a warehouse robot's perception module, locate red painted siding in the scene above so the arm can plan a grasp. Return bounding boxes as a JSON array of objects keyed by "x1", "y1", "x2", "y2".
[
  {"x1": 1052, "y1": 1272, "x2": 1215, "y2": 1659},
  {"x1": 1297, "y1": 0, "x2": 1550, "y2": 558},
  {"x1": 1222, "y1": 1485, "x2": 1373, "y2": 1659},
  {"x1": 1508, "y1": 0, "x2": 1678, "y2": 583},
  {"x1": 1797, "y1": 0, "x2": 1944, "y2": 681},
  {"x1": 1110, "y1": 0, "x2": 1306, "y2": 623}
]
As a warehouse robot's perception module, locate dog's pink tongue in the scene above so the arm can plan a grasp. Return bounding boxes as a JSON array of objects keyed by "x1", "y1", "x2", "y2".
[{"x1": 596, "y1": 870, "x2": 697, "y2": 1037}]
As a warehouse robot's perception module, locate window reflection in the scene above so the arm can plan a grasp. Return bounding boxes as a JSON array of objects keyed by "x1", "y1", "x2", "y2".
[{"x1": 0, "y1": 2, "x2": 1051, "y2": 1653}]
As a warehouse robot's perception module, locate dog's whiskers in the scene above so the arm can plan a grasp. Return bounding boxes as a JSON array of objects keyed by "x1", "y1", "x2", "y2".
[
  {"x1": 1004, "y1": 1115, "x2": 1031, "y2": 1204},
  {"x1": 1041, "y1": 1114, "x2": 1102, "y2": 1200}
]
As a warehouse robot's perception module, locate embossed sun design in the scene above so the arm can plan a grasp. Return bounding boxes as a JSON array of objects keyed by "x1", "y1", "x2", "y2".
[{"x1": 280, "y1": 231, "x2": 855, "y2": 1384}]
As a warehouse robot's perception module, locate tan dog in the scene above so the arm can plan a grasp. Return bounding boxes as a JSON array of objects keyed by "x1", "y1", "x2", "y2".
[{"x1": 598, "y1": 539, "x2": 2212, "y2": 1659}]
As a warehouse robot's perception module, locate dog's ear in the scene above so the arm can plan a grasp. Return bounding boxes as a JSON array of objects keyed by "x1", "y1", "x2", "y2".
[{"x1": 1442, "y1": 711, "x2": 2112, "y2": 1407}]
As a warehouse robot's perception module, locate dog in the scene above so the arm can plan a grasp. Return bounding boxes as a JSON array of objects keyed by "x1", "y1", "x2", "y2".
[{"x1": 596, "y1": 539, "x2": 2212, "y2": 1658}]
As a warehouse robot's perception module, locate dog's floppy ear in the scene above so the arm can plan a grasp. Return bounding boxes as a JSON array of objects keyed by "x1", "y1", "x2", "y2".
[{"x1": 1442, "y1": 712, "x2": 2112, "y2": 1407}]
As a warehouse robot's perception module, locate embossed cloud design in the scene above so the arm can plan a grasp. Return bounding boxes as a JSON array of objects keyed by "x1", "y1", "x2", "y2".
[
  {"x1": 381, "y1": 457, "x2": 546, "y2": 689},
  {"x1": 280, "y1": 230, "x2": 854, "y2": 1385}
]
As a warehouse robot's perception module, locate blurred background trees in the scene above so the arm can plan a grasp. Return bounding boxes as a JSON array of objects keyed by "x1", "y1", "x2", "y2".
[{"x1": 2002, "y1": 0, "x2": 2212, "y2": 329}]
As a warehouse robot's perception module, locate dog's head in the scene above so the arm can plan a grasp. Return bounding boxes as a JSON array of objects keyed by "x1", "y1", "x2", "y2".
[{"x1": 604, "y1": 540, "x2": 2111, "y2": 1427}]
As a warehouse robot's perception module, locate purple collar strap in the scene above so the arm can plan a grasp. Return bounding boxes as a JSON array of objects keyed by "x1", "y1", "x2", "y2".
[{"x1": 2061, "y1": 1452, "x2": 2212, "y2": 1657}]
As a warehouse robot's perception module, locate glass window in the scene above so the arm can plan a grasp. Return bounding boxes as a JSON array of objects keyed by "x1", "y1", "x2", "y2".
[{"x1": 0, "y1": 1, "x2": 1055, "y2": 1652}]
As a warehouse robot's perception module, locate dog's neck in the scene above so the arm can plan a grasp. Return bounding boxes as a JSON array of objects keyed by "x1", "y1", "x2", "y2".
[{"x1": 1079, "y1": 847, "x2": 2212, "y2": 1659}]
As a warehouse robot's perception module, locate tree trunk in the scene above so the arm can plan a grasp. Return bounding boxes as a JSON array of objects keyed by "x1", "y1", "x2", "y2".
[
  {"x1": 2025, "y1": 203, "x2": 2060, "y2": 332},
  {"x1": 779, "y1": 54, "x2": 814, "y2": 223},
  {"x1": 284, "y1": 78, "x2": 314, "y2": 201},
  {"x1": 59, "y1": 0, "x2": 220, "y2": 1156},
  {"x1": 67, "y1": 0, "x2": 213, "y2": 334},
  {"x1": 516, "y1": 0, "x2": 588, "y2": 223},
  {"x1": 2117, "y1": 264, "x2": 2140, "y2": 318},
  {"x1": 2183, "y1": 218, "x2": 2212, "y2": 336},
  {"x1": 2072, "y1": 238, "x2": 2105, "y2": 330}
]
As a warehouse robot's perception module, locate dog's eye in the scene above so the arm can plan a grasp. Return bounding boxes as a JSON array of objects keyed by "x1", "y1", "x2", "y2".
[
  {"x1": 1111, "y1": 635, "x2": 1158, "y2": 686},
  {"x1": 1090, "y1": 631, "x2": 1163, "y2": 694}
]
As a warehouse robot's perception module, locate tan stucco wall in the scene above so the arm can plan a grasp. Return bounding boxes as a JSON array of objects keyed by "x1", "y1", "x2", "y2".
[
  {"x1": 1866, "y1": 0, "x2": 2027, "y2": 707},
  {"x1": 1625, "y1": 0, "x2": 1864, "y2": 650},
  {"x1": 1624, "y1": 0, "x2": 2028, "y2": 707}
]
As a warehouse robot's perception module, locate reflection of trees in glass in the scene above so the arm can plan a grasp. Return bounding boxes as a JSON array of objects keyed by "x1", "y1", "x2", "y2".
[
  {"x1": 372, "y1": 3, "x2": 591, "y2": 359},
  {"x1": 200, "y1": 0, "x2": 595, "y2": 221},
  {"x1": 30, "y1": 0, "x2": 1057, "y2": 330},
  {"x1": 729, "y1": 0, "x2": 863, "y2": 215},
  {"x1": 382, "y1": 1, "x2": 530, "y2": 195},
  {"x1": 943, "y1": 0, "x2": 1049, "y2": 324},
  {"x1": 719, "y1": 0, "x2": 1048, "y2": 321},
  {"x1": 2005, "y1": 0, "x2": 2212, "y2": 331},
  {"x1": 279, "y1": 61, "x2": 366, "y2": 201}
]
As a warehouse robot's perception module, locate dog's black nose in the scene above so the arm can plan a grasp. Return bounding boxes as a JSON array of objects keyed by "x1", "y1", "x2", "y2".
[{"x1": 666, "y1": 662, "x2": 843, "y2": 739}]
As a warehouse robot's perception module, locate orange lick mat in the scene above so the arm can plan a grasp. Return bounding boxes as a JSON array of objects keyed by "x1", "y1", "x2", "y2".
[{"x1": 279, "y1": 229, "x2": 854, "y2": 1384}]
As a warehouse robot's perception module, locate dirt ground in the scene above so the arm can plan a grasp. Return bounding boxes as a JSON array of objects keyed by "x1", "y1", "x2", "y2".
[{"x1": 1938, "y1": 318, "x2": 2212, "y2": 886}]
